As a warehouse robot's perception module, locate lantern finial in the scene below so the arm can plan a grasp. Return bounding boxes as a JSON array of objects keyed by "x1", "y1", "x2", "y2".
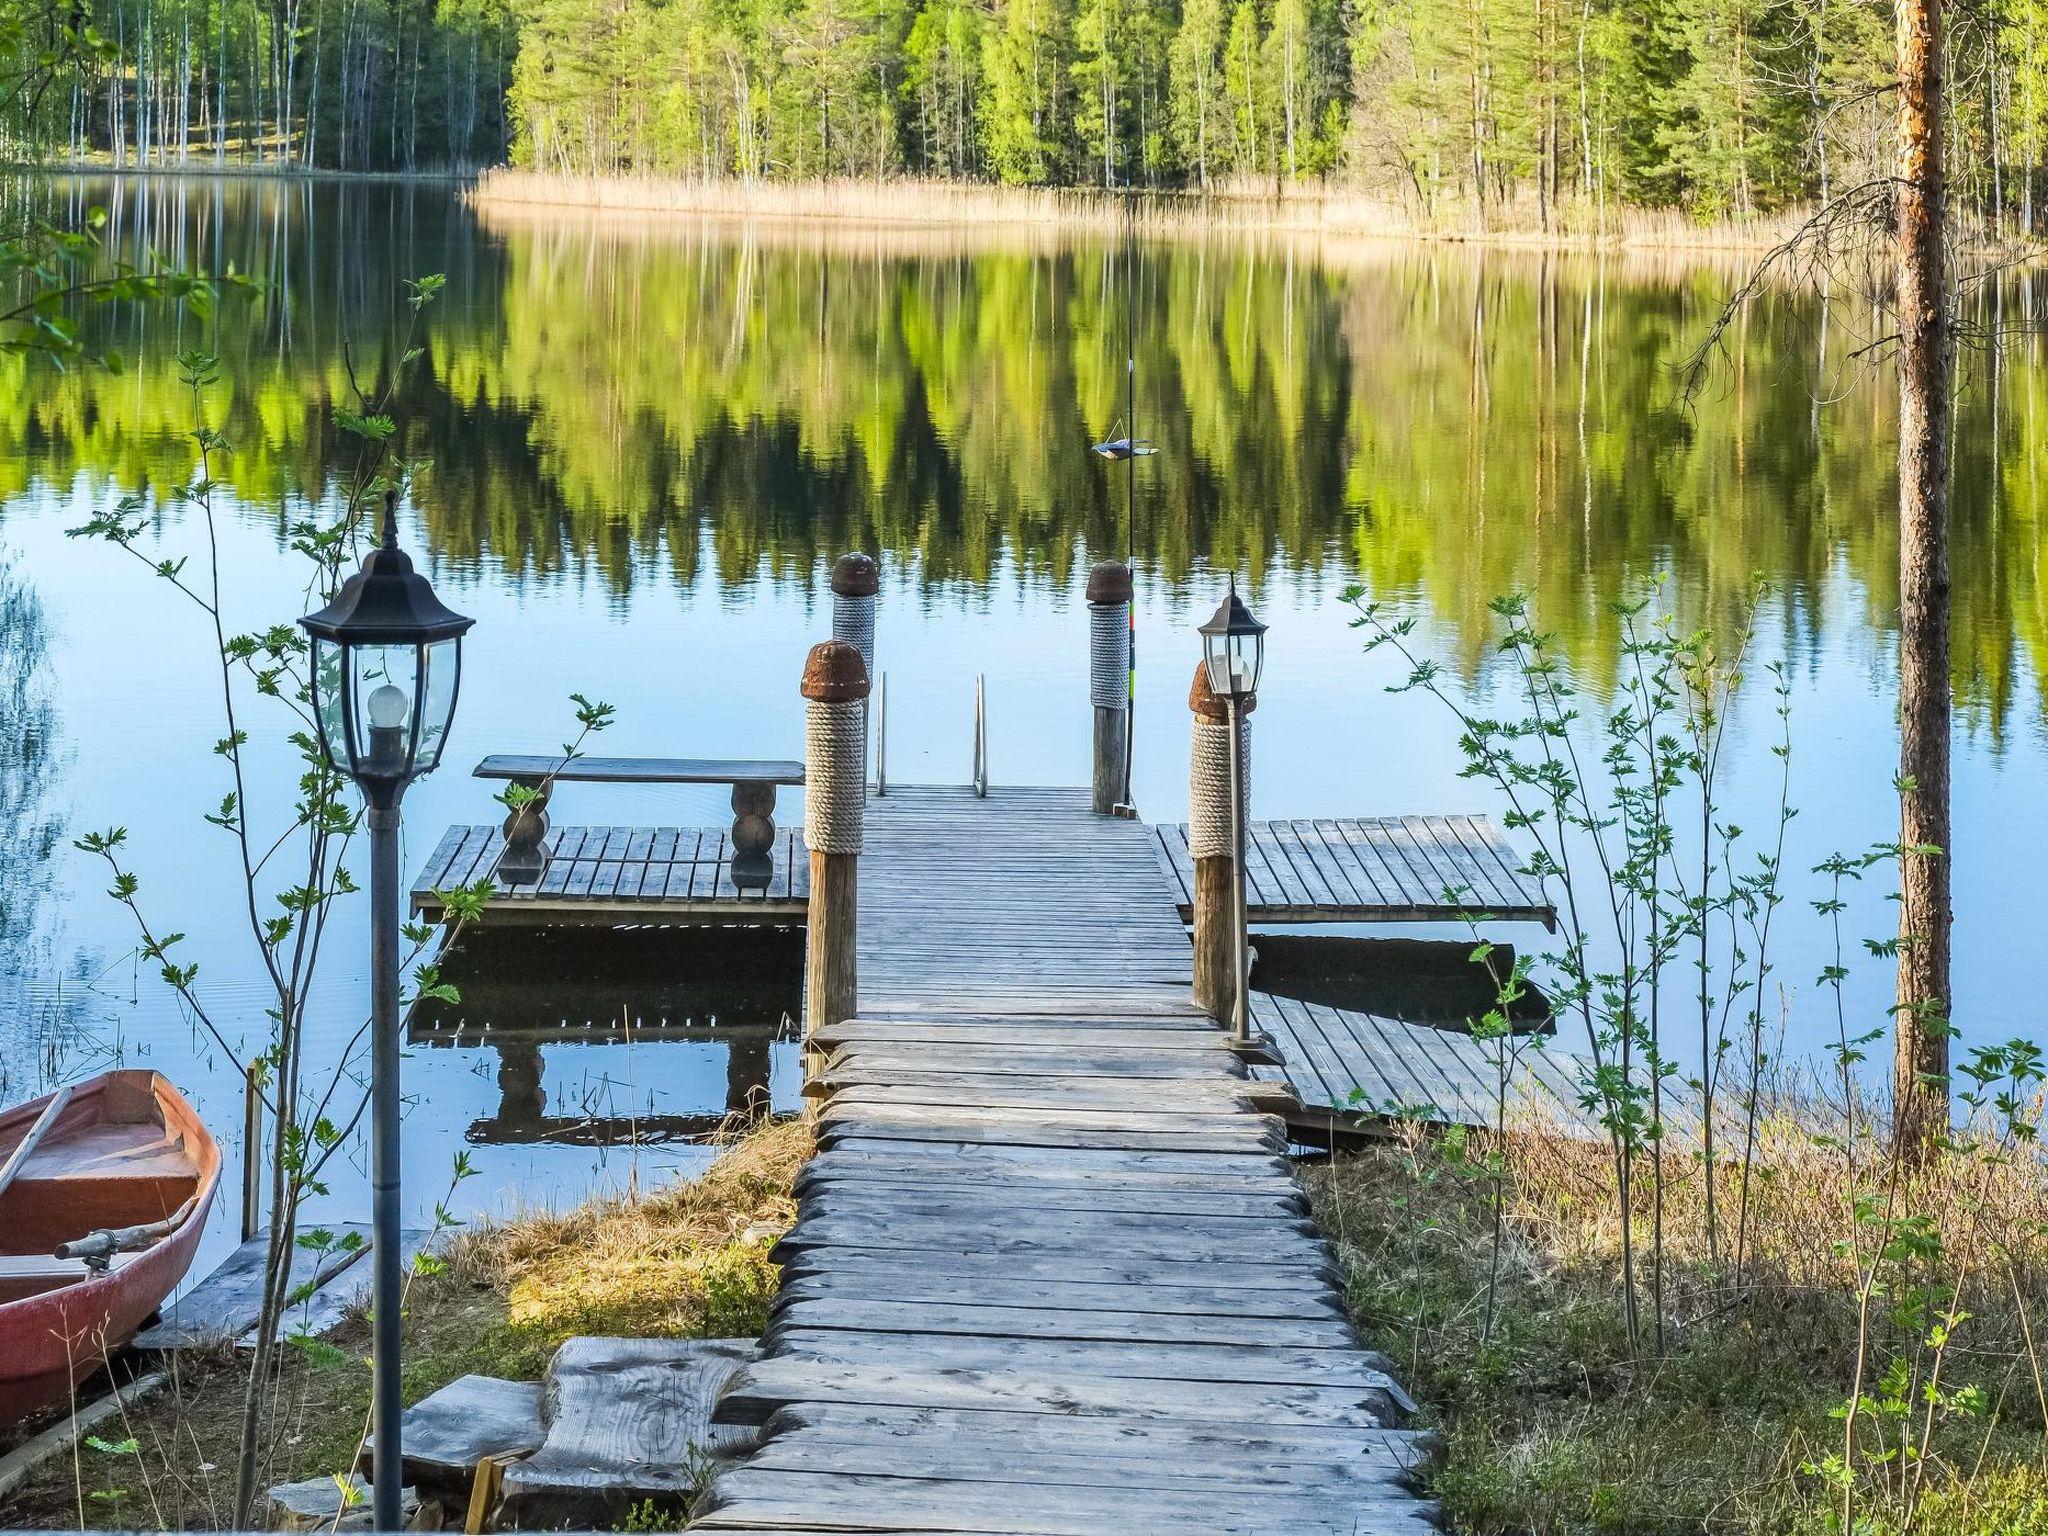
[{"x1": 380, "y1": 489, "x2": 399, "y2": 551}]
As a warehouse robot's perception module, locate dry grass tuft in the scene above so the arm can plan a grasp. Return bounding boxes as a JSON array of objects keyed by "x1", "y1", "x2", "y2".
[
  {"x1": 1307, "y1": 1102, "x2": 2048, "y2": 1536},
  {"x1": 465, "y1": 1116, "x2": 810, "y2": 1346}
]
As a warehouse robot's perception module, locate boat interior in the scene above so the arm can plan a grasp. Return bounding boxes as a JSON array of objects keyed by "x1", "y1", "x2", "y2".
[{"x1": 0, "y1": 1073, "x2": 206, "y2": 1303}]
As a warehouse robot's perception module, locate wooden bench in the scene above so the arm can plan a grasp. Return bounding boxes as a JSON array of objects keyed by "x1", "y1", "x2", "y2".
[{"x1": 475, "y1": 755, "x2": 804, "y2": 892}]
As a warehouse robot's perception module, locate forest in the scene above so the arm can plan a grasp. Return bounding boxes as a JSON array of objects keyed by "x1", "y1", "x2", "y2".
[{"x1": 0, "y1": 0, "x2": 2043, "y2": 224}]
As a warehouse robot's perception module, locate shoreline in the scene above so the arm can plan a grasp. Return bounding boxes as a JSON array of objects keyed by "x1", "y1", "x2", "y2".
[{"x1": 6, "y1": 159, "x2": 477, "y2": 186}]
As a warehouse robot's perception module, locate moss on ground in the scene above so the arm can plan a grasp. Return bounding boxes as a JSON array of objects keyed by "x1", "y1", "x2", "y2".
[{"x1": 0, "y1": 1119, "x2": 808, "y2": 1531}]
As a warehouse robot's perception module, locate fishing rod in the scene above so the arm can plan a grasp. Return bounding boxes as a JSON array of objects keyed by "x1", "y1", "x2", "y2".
[{"x1": 1090, "y1": 123, "x2": 1152, "y2": 812}]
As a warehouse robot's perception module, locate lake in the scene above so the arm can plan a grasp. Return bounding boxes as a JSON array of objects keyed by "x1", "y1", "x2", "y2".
[{"x1": 3, "y1": 174, "x2": 2045, "y2": 1263}]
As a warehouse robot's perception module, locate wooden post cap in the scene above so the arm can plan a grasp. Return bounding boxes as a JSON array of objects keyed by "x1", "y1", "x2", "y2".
[
  {"x1": 803, "y1": 640, "x2": 872, "y2": 703},
  {"x1": 1085, "y1": 561, "x2": 1133, "y2": 605},
  {"x1": 830, "y1": 552, "x2": 880, "y2": 597},
  {"x1": 1189, "y1": 660, "x2": 1255, "y2": 721}
]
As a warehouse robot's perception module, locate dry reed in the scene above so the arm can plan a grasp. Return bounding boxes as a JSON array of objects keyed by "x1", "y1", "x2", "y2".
[{"x1": 467, "y1": 169, "x2": 1842, "y2": 251}]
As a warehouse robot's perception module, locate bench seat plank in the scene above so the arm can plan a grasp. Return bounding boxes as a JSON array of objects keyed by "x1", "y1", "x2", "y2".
[{"x1": 475, "y1": 755, "x2": 804, "y2": 785}]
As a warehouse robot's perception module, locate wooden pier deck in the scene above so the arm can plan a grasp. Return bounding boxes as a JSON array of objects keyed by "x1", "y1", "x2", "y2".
[
  {"x1": 411, "y1": 825, "x2": 808, "y2": 925},
  {"x1": 1250, "y1": 994, "x2": 1596, "y2": 1137},
  {"x1": 1154, "y1": 815, "x2": 1554, "y2": 927},
  {"x1": 692, "y1": 786, "x2": 1440, "y2": 1536}
]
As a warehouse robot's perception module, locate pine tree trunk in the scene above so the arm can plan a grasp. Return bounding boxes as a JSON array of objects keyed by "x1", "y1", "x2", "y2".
[{"x1": 1893, "y1": 0, "x2": 1953, "y2": 1158}]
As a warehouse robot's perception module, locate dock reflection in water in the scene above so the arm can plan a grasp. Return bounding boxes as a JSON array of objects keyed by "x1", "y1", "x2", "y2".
[{"x1": 407, "y1": 926, "x2": 803, "y2": 1148}]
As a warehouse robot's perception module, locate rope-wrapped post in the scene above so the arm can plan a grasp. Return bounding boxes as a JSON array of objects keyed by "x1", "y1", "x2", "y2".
[
  {"x1": 1189, "y1": 662, "x2": 1253, "y2": 1025},
  {"x1": 1086, "y1": 560, "x2": 1132, "y2": 815},
  {"x1": 803, "y1": 640, "x2": 871, "y2": 1064},
  {"x1": 831, "y1": 552, "x2": 879, "y2": 790},
  {"x1": 830, "y1": 552, "x2": 879, "y2": 676}
]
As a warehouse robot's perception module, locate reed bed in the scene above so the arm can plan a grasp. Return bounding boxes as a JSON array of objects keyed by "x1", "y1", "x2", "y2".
[{"x1": 467, "y1": 169, "x2": 1839, "y2": 250}]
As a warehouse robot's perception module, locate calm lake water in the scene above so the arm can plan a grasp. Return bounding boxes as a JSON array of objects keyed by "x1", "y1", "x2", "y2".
[{"x1": 3, "y1": 175, "x2": 2046, "y2": 1266}]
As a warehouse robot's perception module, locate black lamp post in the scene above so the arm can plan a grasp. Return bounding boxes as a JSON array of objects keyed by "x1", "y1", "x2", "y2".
[
  {"x1": 300, "y1": 494, "x2": 472, "y2": 1533},
  {"x1": 1197, "y1": 579, "x2": 1265, "y2": 1046}
]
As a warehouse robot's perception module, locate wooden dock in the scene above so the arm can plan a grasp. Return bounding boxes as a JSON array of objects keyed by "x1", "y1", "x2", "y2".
[
  {"x1": 1250, "y1": 994, "x2": 1596, "y2": 1137},
  {"x1": 1154, "y1": 815, "x2": 1555, "y2": 927},
  {"x1": 412, "y1": 825, "x2": 808, "y2": 925},
  {"x1": 691, "y1": 786, "x2": 1441, "y2": 1536}
]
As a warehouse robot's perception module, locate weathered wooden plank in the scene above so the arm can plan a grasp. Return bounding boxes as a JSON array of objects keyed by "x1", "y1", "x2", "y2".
[
  {"x1": 765, "y1": 1330, "x2": 1409, "y2": 1398},
  {"x1": 134, "y1": 1225, "x2": 372, "y2": 1350},
  {"x1": 774, "y1": 1212, "x2": 1325, "y2": 1264},
  {"x1": 497, "y1": 1337, "x2": 755, "y2": 1527},
  {"x1": 364, "y1": 1374, "x2": 544, "y2": 1496},
  {"x1": 766, "y1": 1297, "x2": 1357, "y2": 1350},
  {"x1": 772, "y1": 1272, "x2": 1343, "y2": 1321},
  {"x1": 714, "y1": 1357, "x2": 1400, "y2": 1431},
  {"x1": 742, "y1": 1416, "x2": 1416, "y2": 1490},
  {"x1": 756, "y1": 1400, "x2": 1428, "y2": 1467},
  {"x1": 692, "y1": 1467, "x2": 1439, "y2": 1536},
  {"x1": 797, "y1": 1180, "x2": 1305, "y2": 1220},
  {"x1": 773, "y1": 1246, "x2": 1340, "y2": 1292},
  {"x1": 475, "y1": 754, "x2": 803, "y2": 785}
]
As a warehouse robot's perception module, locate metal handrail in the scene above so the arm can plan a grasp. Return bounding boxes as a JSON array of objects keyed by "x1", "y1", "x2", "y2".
[
  {"x1": 972, "y1": 674, "x2": 988, "y2": 797},
  {"x1": 874, "y1": 673, "x2": 887, "y2": 798}
]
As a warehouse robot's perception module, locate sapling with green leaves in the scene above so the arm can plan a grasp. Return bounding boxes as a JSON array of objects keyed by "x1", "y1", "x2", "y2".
[
  {"x1": 55, "y1": 275, "x2": 617, "y2": 1527},
  {"x1": 1343, "y1": 580, "x2": 1792, "y2": 1354}
]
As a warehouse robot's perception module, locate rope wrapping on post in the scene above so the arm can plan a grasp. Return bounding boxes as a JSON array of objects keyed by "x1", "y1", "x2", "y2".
[
  {"x1": 830, "y1": 553, "x2": 880, "y2": 679},
  {"x1": 805, "y1": 700, "x2": 866, "y2": 855},
  {"x1": 832, "y1": 591, "x2": 877, "y2": 677},
  {"x1": 1089, "y1": 602, "x2": 1131, "y2": 710},
  {"x1": 802, "y1": 639, "x2": 872, "y2": 856},
  {"x1": 1188, "y1": 716, "x2": 1248, "y2": 858}
]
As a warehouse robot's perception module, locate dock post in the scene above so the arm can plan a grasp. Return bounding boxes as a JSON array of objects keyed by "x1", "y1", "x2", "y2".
[
  {"x1": 831, "y1": 553, "x2": 878, "y2": 786},
  {"x1": 803, "y1": 641, "x2": 871, "y2": 1071},
  {"x1": 1188, "y1": 662, "x2": 1252, "y2": 1024},
  {"x1": 1086, "y1": 561, "x2": 1132, "y2": 815}
]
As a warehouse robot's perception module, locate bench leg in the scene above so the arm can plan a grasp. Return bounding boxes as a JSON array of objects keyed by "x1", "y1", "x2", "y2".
[
  {"x1": 496, "y1": 777, "x2": 552, "y2": 887},
  {"x1": 730, "y1": 781, "x2": 777, "y2": 892}
]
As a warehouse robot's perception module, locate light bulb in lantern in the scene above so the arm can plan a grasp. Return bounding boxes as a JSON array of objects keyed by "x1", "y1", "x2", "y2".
[{"x1": 366, "y1": 683, "x2": 409, "y2": 731}]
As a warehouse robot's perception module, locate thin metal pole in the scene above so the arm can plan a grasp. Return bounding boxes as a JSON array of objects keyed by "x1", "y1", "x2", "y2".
[
  {"x1": 368, "y1": 802, "x2": 404, "y2": 1533},
  {"x1": 973, "y1": 674, "x2": 988, "y2": 797},
  {"x1": 875, "y1": 673, "x2": 888, "y2": 798},
  {"x1": 240, "y1": 1062, "x2": 262, "y2": 1243},
  {"x1": 1227, "y1": 696, "x2": 1249, "y2": 1044}
]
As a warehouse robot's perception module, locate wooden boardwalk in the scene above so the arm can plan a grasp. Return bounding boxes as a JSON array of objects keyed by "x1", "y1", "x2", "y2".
[
  {"x1": 692, "y1": 786, "x2": 1439, "y2": 1536},
  {"x1": 1154, "y1": 815, "x2": 1554, "y2": 926}
]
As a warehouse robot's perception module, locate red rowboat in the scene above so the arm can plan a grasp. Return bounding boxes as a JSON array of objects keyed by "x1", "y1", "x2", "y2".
[{"x1": 0, "y1": 1071, "x2": 219, "y2": 1429}]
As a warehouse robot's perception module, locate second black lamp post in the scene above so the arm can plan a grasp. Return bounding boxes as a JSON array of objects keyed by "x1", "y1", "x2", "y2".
[{"x1": 1197, "y1": 580, "x2": 1266, "y2": 1047}]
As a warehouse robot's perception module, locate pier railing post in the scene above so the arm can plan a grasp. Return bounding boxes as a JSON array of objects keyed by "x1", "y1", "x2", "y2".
[
  {"x1": 803, "y1": 640, "x2": 871, "y2": 1071},
  {"x1": 1188, "y1": 662, "x2": 1252, "y2": 1024},
  {"x1": 1087, "y1": 561, "x2": 1132, "y2": 815},
  {"x1": 831, "y1": 552, "x2": 879, "y2": 787}
]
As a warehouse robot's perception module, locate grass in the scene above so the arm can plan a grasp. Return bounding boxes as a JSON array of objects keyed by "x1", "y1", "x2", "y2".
[
  {"x1": 0, "y1": 1117, "x2": 808, "y2": 1531},
  {"x1": 1307, "y1": 1110, "x2": 2048, "y2": 1536}
]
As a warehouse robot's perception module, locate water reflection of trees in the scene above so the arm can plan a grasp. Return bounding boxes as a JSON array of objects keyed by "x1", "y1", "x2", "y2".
[
  {"x1": 0, "y1": 556, "x2": 60, "y2": 957},
  {"x1": 6, "y1": 177, "x2": 2048, "y2": 730}
]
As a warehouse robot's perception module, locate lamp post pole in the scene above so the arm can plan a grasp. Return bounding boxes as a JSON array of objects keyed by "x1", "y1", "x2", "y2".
[
  {"x1": 299, "y1": 493, "x2": 472, "y2": 1534},
  {"x1": 1196, "y1": 578, "x2": 1266, "y2": 1056},
  {"x1": 367, "y1": 798, "x2": 404, "y2": 1533},
  {"x1": 1226, "y1": 694, "x2": 1250, "y2": 1046}
]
